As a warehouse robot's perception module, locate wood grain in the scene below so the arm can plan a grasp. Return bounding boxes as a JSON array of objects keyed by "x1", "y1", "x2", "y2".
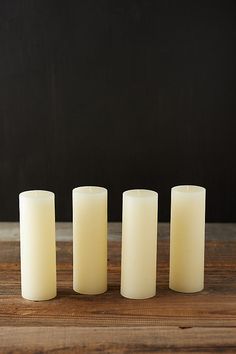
[
  {"x1": 0, "y1": 223, "x2": 236, "y2": 353},
  {"x1": 1, "y1": 326, "x2": 236, "y2": 353}
]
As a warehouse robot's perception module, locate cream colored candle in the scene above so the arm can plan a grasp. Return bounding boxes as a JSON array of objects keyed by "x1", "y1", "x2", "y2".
[
  {"x1": 169, "y1": 185, "x2": 206, "y2": 293},
  {"x1": 73, "y1": 186, "x2": 107, "y2": 295},
  {"x1": 19, "y1": 190, "x2": 56, "y2": 301},
  {"x1": 121, "y1": 189, "x2": 158, "y2": 299}
]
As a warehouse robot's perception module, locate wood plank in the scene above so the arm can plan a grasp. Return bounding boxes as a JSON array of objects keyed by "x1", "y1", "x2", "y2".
[
  {"x1": 0, "y1": 326, "x2": 236, "y2": 353},
  {"x1": 0, "y1": 223, "x2": 236, "y2": 352},
  {"x1": 0, "y1": 241, "x2": 236, "y2": 327}
]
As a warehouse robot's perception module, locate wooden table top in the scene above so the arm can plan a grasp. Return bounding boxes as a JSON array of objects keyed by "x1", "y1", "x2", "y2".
[{"x1": 0, "y1": 222, "x2": 236, "y2": 353}]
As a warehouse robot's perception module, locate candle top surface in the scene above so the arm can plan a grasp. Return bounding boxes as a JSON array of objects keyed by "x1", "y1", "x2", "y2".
[
  {"x1": 19, "y1": 190, "x2": 54, "y2": 199},
  {"x1": 73, "y1": 186, "x2": 107, "y2": 195},
  {"x1": 172, "y1": 185, "x2": 206, "y2": 194},
  {"x1": 123, "y1": 189, "x2": 158, "y2": 198}
]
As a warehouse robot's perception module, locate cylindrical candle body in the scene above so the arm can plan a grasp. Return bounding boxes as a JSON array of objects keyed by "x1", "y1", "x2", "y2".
[
  {"x1": 169, "y1": 185, "x2": 206, "y2": 293},
  {"x1": 121, "y1": 189, "x2": 158, "y2": 299},
  {"x1": 73, "y1": 186, "x2": 107, "y2": 295},
  {"x1": 19, "y1": 190, "x2": 56, "y2": 301}
]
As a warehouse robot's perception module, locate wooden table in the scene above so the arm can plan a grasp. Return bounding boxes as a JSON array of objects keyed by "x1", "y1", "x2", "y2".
[{"x1": 0, "y1": 223, "x2": 236, "y2": 353}]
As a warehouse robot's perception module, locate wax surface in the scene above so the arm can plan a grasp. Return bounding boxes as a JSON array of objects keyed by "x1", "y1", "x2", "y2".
[
  {"x1": 121, "y1": 189, "x2": 158, "y2": 299},
  {"x1": 169, "y1": 185, "x2": 206, "y2": 293},
  {"x1": 19, "y1": 190, "x2": 57, "y2": 301},
  {"x1": 73, "y1": 186, "x2": 107, "y2": 295}
]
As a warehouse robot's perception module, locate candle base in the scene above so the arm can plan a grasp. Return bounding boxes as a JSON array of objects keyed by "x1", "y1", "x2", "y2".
[
  {"x1": 73, "y1": 287, "x2": 107, "y2": 295},
  {"x1": 22, "y1": 293, "x2": 57, "y2": 301},
  {"x1": 120, "y1": 291, "x2": 156, "y2": 300},
  {"x1": 169, "y1": 285, "x2": 204, "y2": 294}
]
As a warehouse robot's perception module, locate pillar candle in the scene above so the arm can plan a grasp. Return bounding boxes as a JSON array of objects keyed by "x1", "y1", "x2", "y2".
[
  {"x1": 73, "y1": 186, "x2": 107, "y2": 295},
  {"x1": 169, "y1": 185, "x2": 206, "y2": 293},
  {"x1": 19, "y1": 190, "x2": 56, "y2": 301},
  {"x1": 121, "y1": 189, "x2": 158, "y2": 299}
]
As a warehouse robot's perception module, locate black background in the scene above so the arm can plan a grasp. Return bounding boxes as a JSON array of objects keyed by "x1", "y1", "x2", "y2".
[{"x1": 0, "y1": 0, "x2": 235, "y2": 221}]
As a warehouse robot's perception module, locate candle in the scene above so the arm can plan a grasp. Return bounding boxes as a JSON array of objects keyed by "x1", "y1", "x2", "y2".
[
  {"x1": 121, "y1": 189, "x2": 158, "y2": 299},
  {"x1": 169, "y1": 185, "x2": 206, "y2": 293},
  {"x1": 73, "y1": 186, "x2": 107, "y2": 295},
  {"x1": 19, "y1": 190, "x2": 56, "y2": 301}
]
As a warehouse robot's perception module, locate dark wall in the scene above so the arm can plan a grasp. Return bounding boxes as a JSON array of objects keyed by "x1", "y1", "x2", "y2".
[{"x1": 0, "y1": 0, "x2": 236, "y2": 221}]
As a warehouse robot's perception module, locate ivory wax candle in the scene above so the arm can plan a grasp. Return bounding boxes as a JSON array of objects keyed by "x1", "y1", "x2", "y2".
[
  {"x1": 169, "y1": 185, "x2": 206, "y2": 293},
  {"x1": 121, "y1": 189, "x2": 158, "y2": 299},
  {"x1": 19, "y1": 190, "x2": 56, "y2": 301},
  {"x1": 73, "y1": 186, "x2": 107, "y2": 295}
]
